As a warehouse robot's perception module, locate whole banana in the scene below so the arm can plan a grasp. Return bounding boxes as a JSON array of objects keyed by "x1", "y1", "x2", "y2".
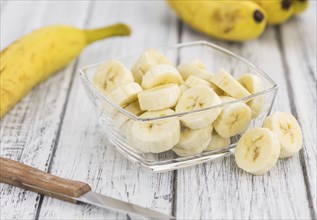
[
  {"x1": 167, "y1": 0, "x2": 267, "y2": 41},
  {"x1": 293, "y1": 0, "x2": 309, "y2": 15},
  {"x1": 0, "y1": 23, "x2": 131, "y2": 117},
  {"x1": 254, "y1": 0, "x2": 294, "y2": 24}
]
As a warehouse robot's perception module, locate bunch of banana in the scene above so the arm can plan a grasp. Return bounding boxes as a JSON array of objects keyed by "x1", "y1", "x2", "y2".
[
  {"x1": 255, "y1": 0, "x2": 309, "y2": 24},
  {"x1": 0, "y1": 23, "x2": 131, "y2": 118},
  {"x1": 167, "y1": 0, "x2": 309, "y2": 41},
  {"x1": 92, "y1": 48, "x2": 303, "y2": 175}
]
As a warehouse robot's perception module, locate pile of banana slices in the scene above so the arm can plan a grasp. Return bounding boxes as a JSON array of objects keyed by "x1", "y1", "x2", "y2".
[{"x1": 92, "y1": 49, "x2": 303, "y2": 175}]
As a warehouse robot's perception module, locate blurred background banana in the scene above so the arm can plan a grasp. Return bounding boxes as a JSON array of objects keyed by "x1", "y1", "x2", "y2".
[{"x1": 168, "y1": 0, "x2": 309, "y2": 40}]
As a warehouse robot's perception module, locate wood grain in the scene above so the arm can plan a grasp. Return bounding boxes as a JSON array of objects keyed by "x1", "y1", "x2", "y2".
[
  {"x1": 277, "y1": 2, "x2": 317, "y2": 216},
  {"x1": 0, "y1": 1, "x2": 316, "y2": 220},
  {"x1": 0, "y1": 157, "x2": 91, "y2": 202},
  {"x1": 174, "y1": 12, "x2": 315, "y2": 219},
  {"x1": 37, "y1": 2, "x2": 178, "y2": 219},
  {"x1": 0, "y1": 1, "x2": 91, "y2": 219}
]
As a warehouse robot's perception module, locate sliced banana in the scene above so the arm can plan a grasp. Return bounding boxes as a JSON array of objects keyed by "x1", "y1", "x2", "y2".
[
  {"x1": 124, "y1": 101, "x2": 144, "y2": 116},
  {"x1": 213, "y1": 96, "x2": 251, "y2": 138},
  {"x1": 138, "y1": 84, "x2": 181, "y2": 111},
  {"x1": 263, "y1": 112, "x2": 303, "y2": 158},
  {"x1": 175, "y1": 86, "x2": 222, "y2": 129},
  {"x1": 205, "y1": 131, "x2": 231, "y2": 151},
  {"x1": 179, "y1": 84, "x2": 189, "y2": 94},
  {"x1": 113, "y1": 101, "x2": 144, "y2": 132},
  {"x1": 127, "y1": 109, "x2": 180, "y2": 153},
  {"x1": 108, "y1": 82, "x2": 142, "y2": 107},
  {"x1": 177, "y1": 125, "x2": 213, "y2": 150},
  {"x1": 93, "y1": 60, "x2": 134, "y2": 94},
  {"x1": 210, "y1": 69, "x2": 251, "y2": 99},
  {"x1": 131, "y1": 49, "x2": 171, "y2": 84},
  {"x1": 234, "y1": 127, "x2": 280, "y2": 175},
  {"x1": 141, "y1": 64, "x2": 183, "y2": 89},
  {"x1": 177, "y1": 59, "x2": 212, "y2": 81},
  {"x1": 173, "y1": 137, "x2": 211, "y2": 157},
  {"x1": 238, "y1": 74, "x2": 265, "y2": 118},
  {"x1": 185, "y1": 75, "x2": 212, "y2": 88}
]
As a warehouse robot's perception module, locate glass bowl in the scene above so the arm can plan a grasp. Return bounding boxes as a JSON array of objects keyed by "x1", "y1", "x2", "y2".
[{"x1": 79, "y1": 41, "x2": 278, "y2": 172}]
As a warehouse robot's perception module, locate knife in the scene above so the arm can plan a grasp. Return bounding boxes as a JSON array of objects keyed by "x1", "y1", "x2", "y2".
[{"x1": 0, "y1": 157, "x2": 173, "y2": 219}]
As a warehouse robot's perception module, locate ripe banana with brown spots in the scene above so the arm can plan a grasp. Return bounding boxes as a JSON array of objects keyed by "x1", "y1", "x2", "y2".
[{"x1": 167, "y1": 0, "x2": 267, "y2": 41}]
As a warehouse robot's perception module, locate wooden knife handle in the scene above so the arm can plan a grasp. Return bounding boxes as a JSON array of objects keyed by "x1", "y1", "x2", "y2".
[{"x1": 0, "y1": 157, "x2": 91, "y2": 203}]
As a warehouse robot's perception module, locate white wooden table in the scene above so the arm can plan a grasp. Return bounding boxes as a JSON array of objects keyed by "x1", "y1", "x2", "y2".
[{"x1": 1, "y1": 1, "x2": 316, "y2": 219}]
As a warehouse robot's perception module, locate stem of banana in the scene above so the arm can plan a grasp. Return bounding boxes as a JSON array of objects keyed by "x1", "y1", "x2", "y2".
[{"x1": 84, "y1": 23, "x2": 131, "y2": 44}]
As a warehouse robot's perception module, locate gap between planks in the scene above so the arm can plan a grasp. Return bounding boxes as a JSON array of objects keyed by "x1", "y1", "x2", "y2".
[
  {"x1": 275, "y1": 26, "x2": 316, "y2": 220},
  {"x1": 171, "y1": 19, "x2": 184, "y2": 218},
  {"x1": 34, "y1": 2, "x2": 95, "y2": 219}
]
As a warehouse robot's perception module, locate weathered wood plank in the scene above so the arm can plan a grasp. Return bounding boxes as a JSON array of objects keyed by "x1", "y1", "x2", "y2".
[
  {"x1": 278, "y1": 2, "x2": 317, "y2": 216},
  {"x1": 174, "y1": 13, "x2": 314, "y2": 219},
  {"x1": 0, "y1": 1, "x2": 90, "y2": 219},
  {"x1": 38, "y1": 2, "x2": 178, "y2": 219}
]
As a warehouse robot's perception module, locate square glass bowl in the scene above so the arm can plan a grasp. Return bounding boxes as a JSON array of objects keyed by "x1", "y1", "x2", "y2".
[{"x1": 79, "y1": 41, "x2": 278, "y2": 172}]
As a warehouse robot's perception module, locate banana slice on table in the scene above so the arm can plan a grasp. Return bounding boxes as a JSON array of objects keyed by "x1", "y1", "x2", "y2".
[
  {"x1": 238, "y1": 74, "x2": 265, "y2": 118},
  {"x1": 175, "y1": 86, "x2": 222, "y2": 129},
  {"x1": 177, "y1": 125, "x2": 213, "y2": 150},
  {"x1": 93, "y1": 60, "x2": 134, "y2": 94},
  {"x1": 263, "y1": 112, "x2": 303, "y2": 158},
  {"x1": 213, "y1": 96, "x2": 252, "y2": 138},
  {"x1": 234, "y1": 127, "x2": 280, "y2": 175},
  {"x1": 108, "y1": 82, "x2": 142, "y2": 107},
  {"x1": 210, "y1": 69, "x2": 251, "y2": 99},
  {"x1": 205, "y1": 131, "x2": 231, "y2": 151},
  {"x1": 185, "y1": 75, "x2": 212, "y2": 88},
  {"x1": 141, "y1": 64, "x2": 183, "y2": 89},
  {"x1": 127, "y1": 109, "x2": 180, "y2": 153},
  {"x1": 138, "y1": 84, "x2": 181, "y2": 111},
  {"x1": 131, "y1": 49, "x2": 171, "y2": 84},
  {"x1": 177, "y1": 59, "x2": 212, "y2": 81},
  {"x1": 173, "y1": 137, "x2": 211, "y2": 157}
]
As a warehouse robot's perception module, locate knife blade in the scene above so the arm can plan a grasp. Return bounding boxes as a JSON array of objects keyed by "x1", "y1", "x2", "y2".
[{"x1": 0, "y1": 157, "x2": 173, "y2": 219}]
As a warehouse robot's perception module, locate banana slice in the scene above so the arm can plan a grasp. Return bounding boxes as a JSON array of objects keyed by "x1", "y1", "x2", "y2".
[
  {"x1": 175, "y1": 86, "x2": 222, "y2": 129},
  {"x1": 93, "y1": 60, "x2": 134, "y2": 94},
  {"x1": 108, "y1": 82, "x2": 142, "y2": 107},
  {"x1": 127, "y1": 109, "x2": 180, "y2": 153},
  {"x1": 238, "y1": 74, "x2": 265, "y2": 118},
  {"x1": 205, "y1": 131, "x2": 231, "y2": 151},
  {"x1": 131, "y1": 49, "x2": 171, "y2": 84},
  {"x1": 138, "y1": 84, "x2": 181, "y2": 111},
  {"x1": 234, "y1": 128, "x2": 280, "y2": 175},
  {"x1": 141, "y1": 64, "x2": 183, "y2": 89},
  {"x1": 185, "y1": 75, "x2": 212, "y2": 88},
  {"x1": 263, "y1": 112, "x2": 303, "y2": 158},
  {"x1": 112, "y1": 101, "x2": 144, "y2": 132},
  {"x1": 177, "y1": 125, "x2": 213, "y2": 150},
  {"x1": 213, "y1": 96, "x2": 251, "y2": 138},
  {"x1": 177, "y1": 59, "x2": 212, "y2": 81},
  {"x1": 173, "y1": 137, "x2": 211, "y2": 157},
  {"x1": 124, "y1": 101, "x2": 144, "y2": 116},
  {"x1": 210, "y1": 69, "x2": 251, "y2": 99},
  {"x1": 179, "y1": 84, "x2": 189, "y2": 94}
]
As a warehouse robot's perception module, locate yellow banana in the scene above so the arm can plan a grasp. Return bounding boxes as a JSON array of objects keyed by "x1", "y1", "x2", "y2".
[
  {"x1": 254, "y1": 0, "x2": 294, "y2": 24},
  {"x1": 167, "y1": 0, "x2": 267, "y2": 41},
  {"x1": 0, "y1": 23, "x2": 131, "y2": 117},
  {"x1": 293, "y1": 0, "x2": 309, "y2": 15}
]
